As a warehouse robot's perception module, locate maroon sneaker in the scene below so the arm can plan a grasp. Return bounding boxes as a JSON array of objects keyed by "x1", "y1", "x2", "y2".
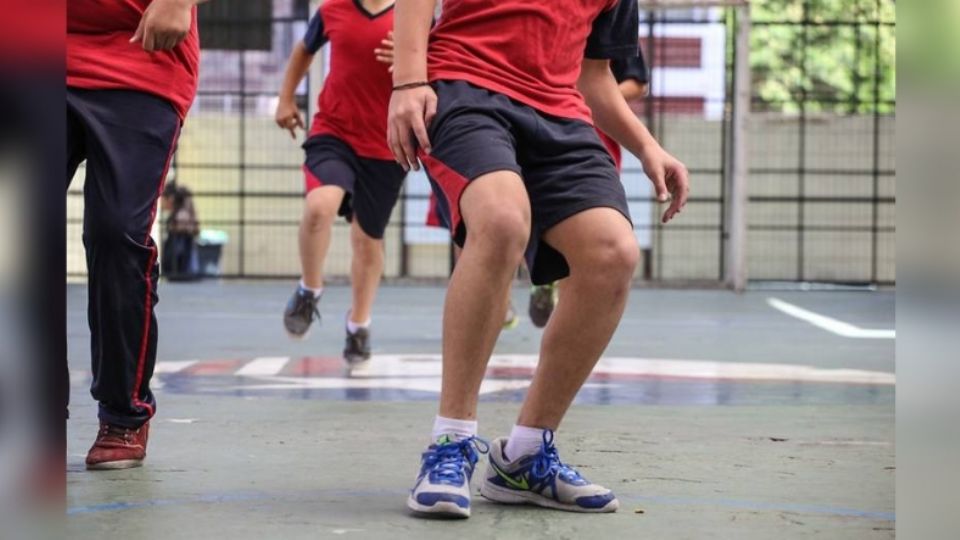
[{"x1": 85, "y1": 422, "x2": 149, "y2": 470}]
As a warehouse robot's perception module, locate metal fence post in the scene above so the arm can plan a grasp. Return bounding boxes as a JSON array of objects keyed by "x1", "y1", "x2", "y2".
[{"x1": 724, "y1": 3, "x2": 750, "y2": 292}]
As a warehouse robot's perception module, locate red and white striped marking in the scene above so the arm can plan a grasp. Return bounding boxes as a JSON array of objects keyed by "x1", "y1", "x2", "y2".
[{"x1": 72, "y1": 354, "x2": 894, "y2": 395}]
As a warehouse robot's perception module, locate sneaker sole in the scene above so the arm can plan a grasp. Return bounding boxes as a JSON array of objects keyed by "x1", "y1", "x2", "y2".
[
  {"x1": 406, "y1": 494, "x2": 471, "y2": 518},
  {"x1": 528, "y1": 313, "x2": 550, "y2": 328},
  {"x1": 284, "y1": 319, "x2": 314, "y2": 341},
  {"x1": 344, "y1": 357, "x2": 372, "y2": 373},
  {"x1": 283, "y1": 317, "x2": 320, "y2": 341},
  {"x1": 86, "y1": 459, "x2": 144, "y2": 471},
  {"x1": 285, "y1": 329, "x2": 310, "y2": 341},
  {"x1": 479, "y1": 481, "x2": 619, "y2": 513}
]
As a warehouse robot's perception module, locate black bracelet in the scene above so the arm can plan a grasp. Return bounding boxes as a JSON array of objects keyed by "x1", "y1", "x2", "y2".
[{"x1": 392, "y1": 81, "x2": 431, "y2": 92}]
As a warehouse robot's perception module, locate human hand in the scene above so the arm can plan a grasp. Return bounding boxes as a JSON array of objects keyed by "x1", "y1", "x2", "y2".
[
  {"x1": 387, "y1": 84, "x2": 437, "y2": 171},
  {"x1": 640, "y1": 145, "x2": 690, "y2": 223},
  {"x1": 131, "y1": 0, "x2": 194, "y2": 52},
  {"x1": 275, "y1": 99, "x2": 305, "y2": 139},
  {"x1": 374, "y1": 31, "x2": 395, "y2": 72}
]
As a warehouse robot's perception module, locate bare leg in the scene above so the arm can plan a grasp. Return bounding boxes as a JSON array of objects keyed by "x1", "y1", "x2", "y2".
[
  {"x1": 298, "y1": 186, "x2": 345, "y2": 289},
  {"x1": 348, "y1": 219, "x2": 384, "y2": 323},
  {"x1": 438, "y1": 171, "x2": 530, "y2": 420},
  {"x1": 516, "y1": 208, "x2": 638, "y2": 429}
]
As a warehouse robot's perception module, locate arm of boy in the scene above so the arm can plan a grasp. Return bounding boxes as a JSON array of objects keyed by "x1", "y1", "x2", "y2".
[
  {"x1": 275, "y1": 8, "x2": 329, "y2": 139},
  {"x1": 276, "y1": 42, "x2": 314, "y2": 139},
  {"x1": 579, "y1": 60, "x2": 689, "y2": 224},
  {"x1": 387, "y1": 0, "x2": 438, "y2": 171}
]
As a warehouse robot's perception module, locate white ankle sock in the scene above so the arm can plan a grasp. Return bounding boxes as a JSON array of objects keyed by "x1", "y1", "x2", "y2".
[
  {"x1": 503, "y1": 425, "x2": 548, "y2": 462},
  {"x1": 431, "y1": 415, "x2": 478, "y2": 443},
  {"x1": 346, "y1": 316, "x2": 371, "y2": 335},
  {"x1": 299, "y1": 279, "x2": 323, "y2": 296}
]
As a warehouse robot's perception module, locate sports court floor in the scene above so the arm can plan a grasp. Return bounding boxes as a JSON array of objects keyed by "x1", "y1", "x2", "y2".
[{"x1": 66, "y1": 282, "x2": 894, "y2": 539}]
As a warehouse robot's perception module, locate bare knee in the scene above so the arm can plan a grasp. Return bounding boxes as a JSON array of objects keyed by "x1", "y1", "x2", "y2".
[
  {"x1": 466, "y1": 207, "x2": 529, "y2": 265},
  {"x1": 576, "y1": 233, "x2": 639, "y2": 287},
  {"x1": 302, "y1": 197, "x2": 337, "y2": 232}
]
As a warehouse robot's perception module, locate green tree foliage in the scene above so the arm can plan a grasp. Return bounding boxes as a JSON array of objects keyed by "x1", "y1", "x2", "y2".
[{"x1": 749, "y1": 0, "x2": 895, "y2": 113}]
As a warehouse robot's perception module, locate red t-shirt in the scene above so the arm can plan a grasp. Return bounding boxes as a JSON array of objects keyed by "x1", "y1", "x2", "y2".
[
  {"x1": 428, "y1": 0, "x2": 639, "y2": 123},
  {"x1": 67, "y1": 0, "x2": 200, "y2": 120},
  {"x1": 304, "y1": 0, "x2": 395, "y2": 161}
]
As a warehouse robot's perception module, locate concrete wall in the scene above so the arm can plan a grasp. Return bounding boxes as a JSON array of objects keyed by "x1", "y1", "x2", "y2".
[{"x1": 67, "y1": 112, "x2": 895, "y2": 283}]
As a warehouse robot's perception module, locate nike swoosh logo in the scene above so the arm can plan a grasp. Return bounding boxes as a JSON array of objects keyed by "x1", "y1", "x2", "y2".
[{"x1": 491, "y1": 461, "x2": 529, "y2": 490}]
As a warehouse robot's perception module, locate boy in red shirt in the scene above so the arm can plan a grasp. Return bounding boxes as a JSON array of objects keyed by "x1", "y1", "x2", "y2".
[
  {"x1": 389, "y1": 0, "x2": 688, "y2": 517},
  {"x1": 277, "y1": 0, "x2": 405, "y2": 366},
  {"x1": 67, "y1": 0, "x2": 208, "y2": 470}
]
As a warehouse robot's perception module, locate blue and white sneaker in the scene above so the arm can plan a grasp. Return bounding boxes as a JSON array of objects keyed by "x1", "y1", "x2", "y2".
[
  {"x1": 480, "y1": 430, "x2": 619, "y2": 513},
  {"x1": 407, "y1": 435, "x2": 488, "y2": 518}
]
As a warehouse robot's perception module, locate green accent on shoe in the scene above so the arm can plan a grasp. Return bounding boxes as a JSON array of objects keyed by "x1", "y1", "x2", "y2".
[{"x1": 489, "y1": 460, "x2": 529, "y2": 490}]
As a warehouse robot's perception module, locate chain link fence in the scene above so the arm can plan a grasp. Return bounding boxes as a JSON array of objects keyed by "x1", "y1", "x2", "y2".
[{"x1": 67, "y1": 0, "x2": 895, "y2": 286}]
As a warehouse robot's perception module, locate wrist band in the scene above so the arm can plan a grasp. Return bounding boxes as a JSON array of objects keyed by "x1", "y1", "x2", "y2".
[{"x1": 392, "y1": 81, "x2": 430, "y2": 92}]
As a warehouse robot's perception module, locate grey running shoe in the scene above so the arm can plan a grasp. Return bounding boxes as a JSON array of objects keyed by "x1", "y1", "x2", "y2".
[
  {"x1": 528, "y1": 283, "x2": 557, "y2": 328},
  {"x1": 344, "y1": 327, "x2": 372, "y2": 366},
  {"x1": 283, "y1": 287, "x2": 320, "y2": 338},
  {"x1": 480, "y1": 430, "x2": 619, "y2": 513}
]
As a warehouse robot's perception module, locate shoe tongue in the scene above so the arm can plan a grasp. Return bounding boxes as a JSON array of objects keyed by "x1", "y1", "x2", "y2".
[{"x1": 436, "y1": 434, "x2": 454, "y2": 445}]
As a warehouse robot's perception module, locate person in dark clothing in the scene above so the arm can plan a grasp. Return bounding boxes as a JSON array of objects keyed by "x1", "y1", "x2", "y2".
[
  {"x1": 68, "y1": 0, "x2": 209, "y2": 470},
  {"x1": 161, "y1": 181, "x2": 200, "y2": 280}
]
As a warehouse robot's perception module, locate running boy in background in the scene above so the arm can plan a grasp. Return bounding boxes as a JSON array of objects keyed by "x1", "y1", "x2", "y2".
[
  {"x1": 389, "y1": 0, "x2": 688, "y2": 518},
  {"x1": 528, "y1": 47, "x2": 651, "y2": 328},
  {"x1": 67, "y1": 0, "x2": 209, "y2": 470},
  {"x1": 277, "y1": 0, "x2": 405, "y2": 366}
]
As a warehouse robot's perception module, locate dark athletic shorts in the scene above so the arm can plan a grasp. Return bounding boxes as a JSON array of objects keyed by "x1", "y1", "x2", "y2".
[
  {"x1": 302, "y1": 134, "x2": 406, "y2": 239},
  {"x1": 420, "y1": 80, "x2": 632, "y2": 285}
]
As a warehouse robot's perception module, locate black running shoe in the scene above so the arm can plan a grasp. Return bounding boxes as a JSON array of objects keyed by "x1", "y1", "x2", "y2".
[
  {"x1": 344, "y1": 327, "x2": 372, "y2": 366},
  {"x1": 283, "y1": 287, "x2": 320, "y2": 339},
  {"x1": 528, "y1": 283, "x2": 557, "y2": 329}
]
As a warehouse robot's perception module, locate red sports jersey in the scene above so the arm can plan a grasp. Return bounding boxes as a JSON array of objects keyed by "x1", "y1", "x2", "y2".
[
  {"x1": 428, "y1": 0, "x2": 638, "y2": 123},
  {"x1": 304, "y1": 0, "x2": 395, "y2": 160},
  {"x1": 67, "y1": 0, "x2": 200, "y2": 120}
]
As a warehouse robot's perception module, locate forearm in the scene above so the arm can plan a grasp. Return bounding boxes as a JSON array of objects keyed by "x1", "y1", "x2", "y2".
[
  {"x1": 580, "y1": 61, "x2": 659, "y2": 157},
  {"x1": 392, "y1": 0, "x2": 437, "y2": 84},
  {"x1": 279, "y1": 43, "x2": 314, "y2": 102}
]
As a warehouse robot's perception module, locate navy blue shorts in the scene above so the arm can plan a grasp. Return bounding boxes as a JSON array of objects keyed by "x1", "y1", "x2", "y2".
[
  {"x1": 302, "y1": 135, "x2": 406, "y2": 239},
  {"x1": 420, "y1": 80, "x2": 632, "y2": 285}
]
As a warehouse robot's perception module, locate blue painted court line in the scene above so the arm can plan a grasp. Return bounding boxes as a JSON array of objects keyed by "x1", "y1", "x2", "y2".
[{"x1": 68, "y1": 489, "x2": 894, "y2": 521}]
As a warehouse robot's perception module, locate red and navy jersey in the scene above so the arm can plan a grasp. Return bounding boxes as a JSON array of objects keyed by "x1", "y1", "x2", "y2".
[
  {"x1": 67, "y1": 0, "x2": 200, "y2": 120},
  {"x1": 304, "y1": 0, "x2": 395, "y2": 160},
  {"x1": 427, "y1": 0, "x2": 639, "y2": 123}
]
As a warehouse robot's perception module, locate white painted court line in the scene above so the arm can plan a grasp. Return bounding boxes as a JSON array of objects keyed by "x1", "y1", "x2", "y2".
[
  {"x1": 767, "y1": 298, "x2": 895, "y2": 339},
  {"x1": 153, "y1": 360, "x2": 199, "y2": 373},
  {"x1": 234, "y1": 357, "x2": 291, "y2": 376}
]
